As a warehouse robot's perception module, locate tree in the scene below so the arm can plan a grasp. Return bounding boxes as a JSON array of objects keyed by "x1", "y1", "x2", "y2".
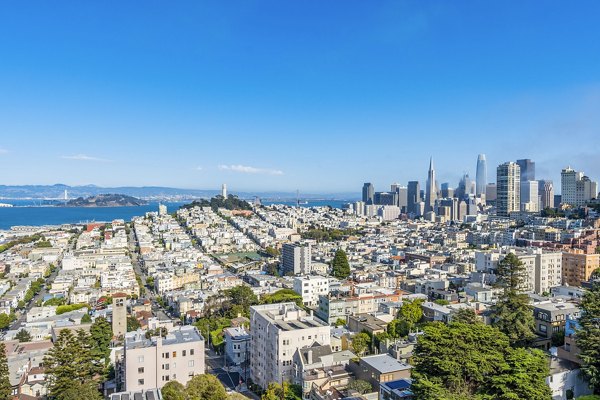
[
  {"x1": 352, "y1": 332, "x2": 371, "y2": 357},
  {"x1": 398, "y1": 299, "x2": 423, "y2": 326},
  {"x1": 261, "y1": 382, "x2": 301, "y2": 400},
  {"x1": 161, "y1": 381, "x2": 186, "y2": 400},
  {"x1": 127, "y1": 316, "x2": 141, "y2": 332},
  {"x1": 331, "y1": 249, "x2": 350, "y2": 279},
  {"x1": 89, "y1": 317, "x2": 112, "y2": 363},
  {"x1": 388, "y1": 318, "x2": 411, "y2": 338},
  {"x1": 0, "y1": 342, "x2": 10, "y2": 400},
  {"x1": 578, "y1": 277, "x2": 600, "y2": 393},
  {"x1": 334, "y1": 318, "x2": 347, "y2": 327},
  {"x1": 81, "y1": 313, "x2": 92, "y2": 323},
  {"x1": 0, "y1": 313, "x2": 13, "y2": 330},
  {"x1": 411, "y1": 322, "x2": 551, "y2": 400},
  {"x1": 347, "y1": 379, "x2": 373, "y2": 394},
  {"x1": 223, "y1": 285, "x2": 259, "y2": 317},
  {"x1": 15, "y1": 329, "x2": 32, "y2": 342},
  {"x1": 185, "y1": 374, "x2": 228, "y2": 400},
  {"x1": 451, "y1": 308, "x2": 479, "y2": 325},
  {"x1": 262, "y1": 289, "x2": 303, "y2": 306},
  {"x1": 490, "y1": 253, "x2": 536, "y2": 347},
  {"x1": 60, "y1": 381, "x2": 102, "y2": 400}
]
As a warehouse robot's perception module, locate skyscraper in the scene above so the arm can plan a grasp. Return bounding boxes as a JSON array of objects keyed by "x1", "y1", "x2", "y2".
[
  {"x1": 516, "y1": 159, "x2": 535, "y2": 181},
  {"x1": 407, "y1": 181, "x2": 421, "y2": 215},
  {"x1": 362, "y1": 183, "x2": 374, "y2": 205},
  {"x1": 476, "y1": 154, "x2": 487, "y2": 196},
  {"x1": 520, "y1": 180, "x2": 539, "y2": 212},
  {"x1": 222, "y1": 183, "x2": 227, "y2": 198},
  {"x1": 425, "y1": 157, "x2": 437, "y2": 213},
  {"x1": 538, "y1": 180, "x2": 554, "y2": 209},
  {"x1": 497, "y1": 162, "x2": 520, "y2": 217}
]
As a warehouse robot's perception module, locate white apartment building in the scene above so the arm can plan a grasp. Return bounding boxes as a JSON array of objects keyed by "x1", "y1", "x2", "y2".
[
  {"x1": 281, "y1": 243, "x2": 312, "y2": 275},
  {"x1": 250, "y1": 303, "x2": 330, "y2": 389},
  {"x1": 293, "y1": 276, "x2": 330, "y2": 307},
  {"x1": 124, "y1": 326, "x2": 205, "y2": 391},
  {"x1": 475, "y1": 247, "x2": 562, "y2": 294}
]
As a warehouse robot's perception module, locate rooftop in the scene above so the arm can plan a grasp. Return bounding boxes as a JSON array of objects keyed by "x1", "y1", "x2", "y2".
[{"x1": 359, "y1": 354, "x2": 412, "y2": 374}]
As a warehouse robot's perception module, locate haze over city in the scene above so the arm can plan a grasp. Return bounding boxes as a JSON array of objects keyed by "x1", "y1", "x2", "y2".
[{"x1": 1, "y1": 2, "x2": 600, "y2": 192}]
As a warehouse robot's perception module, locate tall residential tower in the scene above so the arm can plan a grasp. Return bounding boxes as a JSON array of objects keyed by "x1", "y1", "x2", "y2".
[{"x1": 497, "y1": 162, "x2": 521, "y2": 217}]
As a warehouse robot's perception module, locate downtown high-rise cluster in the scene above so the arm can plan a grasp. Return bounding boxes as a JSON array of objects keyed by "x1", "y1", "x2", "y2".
[{"x1": 357, "y1": 155, "x2": 599, "y2": 221}]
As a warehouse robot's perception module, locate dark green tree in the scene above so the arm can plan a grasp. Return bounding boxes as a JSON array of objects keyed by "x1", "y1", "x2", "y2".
[
  {"x1": 0, "y1": 342, "x2": 10, "y2": 400},
  {"x1": 331, "y1": 249, "x2": 351, "y2": 279},
  {"x1": 411, "y1": 322, "x2": 551, "y2": 400},
  {"x1": 60, "y1": 381, "x2": 102, "y2": 400},
  {"x1": 81, "y1": 313, "x2": 92, "y2": 323},
  {"x1": 0, "y1": 313, "x2": 12, "y2": 330},
  {"x1": 578, "y1": 276, "x2": 600, "y2": 393},
  {"x1": 398, "y1": 299, "x2": 423, "y2": 326},
  {"x1": 451, "y1": 308, "x2": 479, "y2": 325},
  {"x1": 15, "y1": 329, "x2": 32, "y2": 342},
  {"x1": 89, "y1": 317, "x2": 112, "y2": 363},
  {"x1": 490, "y1": 253, "x2": 536, "y2": 347},
  {"x1": 334, "y1": 318, "x2": 347, "y2": 327},
  {"x1": 161, "y1": 380, "x2": 186, "y2": 400},
  {"x1": 127, "y1": 316, "x2": 141, "y2": 332},
  {"x1": 351, "y1": 332, "x2": 371, "y2": 357},
  {"x1": 347, "y1": 379, "x2": 373, "y2": 394},
  {"x1": 223, "y1": 285, "x2": 259, "y2": 317},
  {"x1": 45, "y1": 329, "x2": 102, "y2": 399},
  {"x1": 387, "y1": 319, "x2": 411, "y2": 338},
  {"x1": 185, "y1": 374, "x2": 228, "y2": 400}
]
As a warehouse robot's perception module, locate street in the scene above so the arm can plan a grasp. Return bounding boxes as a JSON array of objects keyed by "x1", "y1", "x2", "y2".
[{"x1": 10, "y1": 267, "x2": 59, "y2": 331}]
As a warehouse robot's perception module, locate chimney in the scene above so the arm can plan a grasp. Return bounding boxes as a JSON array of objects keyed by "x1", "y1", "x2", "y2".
[{"x1": 307, "y1": 350, "x2": 313, "y2": 364}]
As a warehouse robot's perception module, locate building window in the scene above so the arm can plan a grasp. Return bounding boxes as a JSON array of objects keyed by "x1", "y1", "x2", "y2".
[
  {"x1": 138, "y1": 356, "x2": 144, "y2": 363},
  {"x1": 173, "y1": 351, "x2": 177, "y2": 358},
  {"x1": 539, "y1": 324, "x2": 547, "y2": 333},
  {"x1": 188, "y1": 360, "x2": 195, "y2": 367},
  {"x1": 183, "y1": 350, "x2": 187, "y2": 356},
  {"x1": 163, "y1": 364, "x2": 170, "y2": 370},
  {"x1": 163, "y1": 375, "x2": 170, "y2": 382},
  {"x1": 138, "y1": 379, "x2": 144, "y2": 385},
  {"x1": 164, "y1": 352, "x2": 170, "y2": 359},
  {"x1": 190, "y1": 349, "x2": 195, "y2": 355},
  {"x1": 138, "y1": 367, "x2": 144, "y2": 374}
]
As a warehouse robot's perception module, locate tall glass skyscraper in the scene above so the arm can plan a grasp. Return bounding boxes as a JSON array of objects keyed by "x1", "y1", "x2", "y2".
[{"x1": 476, "y1": 154, "x2": 487, "y2": 196}]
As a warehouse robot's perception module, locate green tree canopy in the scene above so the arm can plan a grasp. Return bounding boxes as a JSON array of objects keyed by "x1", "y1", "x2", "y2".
[
  {"x1": 262, "y1": 289, "x2": 302, "y2": 306},
  {"x1": 411, "y1": 322, "x2": 551, "y2": 400},
  {"x1": 331, "y1": 249, "x2": 351, "y2": 279},
  {"x1": 388, "y1": 318, "x2": 411, "y2": 338},
  {"x1": 351, "y1": 332, "x2": 371, "y2": 357},
  {"x1": 161, "y1": 381, "x2": 186, "y2": 400},
  {"x1": 451, "y1": 308, "x2": 479, "y2": 325},
  {"x1": 185, "y1": 374, "x2": 228, "y2": 400},
  {"x1": 60, "y1": 381, "x2": 102, "y2": 400},
  {"x1": 127, "y1": 316, "x2": 142, "y2": 332},
  {"x1": 0, "y1": 313, "x2": 15, "y2": 330},
  {"x1": 15, "y1": 329, "x2": 32, "y2": 342},
  {"x1": 490, "y1": 253, "x2": 536, "y2": 347},
  {"x1": 398, "y1": 299, "x2": 424, "y2": 326},
  {"x1": 578, "y1": 278, "x2": 600, "y2": 393},
  {"x1": 0, "y1": 342, "x2": 11, "y2": 400},
  {"x1": 347, "y1": 379, "x2": 373, "y2": 394},
  {"x1": 261, "y1": 382, "x2": 301, "y2": 400},
  {"x1": 90, "y1": 317, "x2": 113, "y2": 364},
  {"x1": 334, "y1": 318, "x2": 347, "y2": 327},
  {"x1": 223, "y1": 285, "x2": 259, "y2": 317}
]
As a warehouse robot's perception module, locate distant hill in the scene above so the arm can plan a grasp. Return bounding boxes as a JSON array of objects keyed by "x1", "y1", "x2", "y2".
[
  {"x1": 0, "y1": 184, "x2": 358, "y2": 201},
  {"x1": 61, "y1": 194, "x2": 148, "y2": 207}
]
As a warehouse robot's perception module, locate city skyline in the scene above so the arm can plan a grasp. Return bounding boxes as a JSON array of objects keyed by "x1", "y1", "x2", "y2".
[{"x1": 1, "y1": 2, "x2": 600, "y2": 191}]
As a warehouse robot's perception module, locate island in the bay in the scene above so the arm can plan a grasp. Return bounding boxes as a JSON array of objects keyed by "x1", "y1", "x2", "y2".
[{"x1": 59, "y1": 193, "x2": 148, "y2": 207}]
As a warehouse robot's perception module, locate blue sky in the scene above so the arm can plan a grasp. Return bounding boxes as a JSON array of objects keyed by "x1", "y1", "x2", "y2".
[{"x1": 1, "y1": 1, "x2": 599, "y2": 193}]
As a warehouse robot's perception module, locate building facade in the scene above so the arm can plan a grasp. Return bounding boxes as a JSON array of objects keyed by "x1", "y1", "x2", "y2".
[{"x1": 496, "y1": 162, "x2": 520, "y2": 217}]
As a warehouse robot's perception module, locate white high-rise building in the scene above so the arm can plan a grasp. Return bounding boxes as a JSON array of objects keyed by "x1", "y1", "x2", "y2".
[
  {"x1": 221, "y1": 183, "x2": 227, "y2": 198},
  {"x1": 476, "y1": 154, "x2": 487, "y2": 196},
  {"x1": 249, "y1": 303, "x2": 330, "y2": 389},
  {"x1": 281, "y1": 242, "x2": 312, "y2": 275},
  {"x1": 496, "y1": 162, "x2": 520, "y2": 217},
  {"x1": 520, "y1": 180, "x2": 539, "y2": 213},
  {"x1": 158, "y1": 203, "x2": 168, "y2": 216},
  {"x1": 561, "y1": 167, "x2": 598, "y2": 206}
]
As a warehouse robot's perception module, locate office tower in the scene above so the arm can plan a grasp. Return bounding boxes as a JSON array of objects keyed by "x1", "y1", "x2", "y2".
[
  {"x1": 396, "y1": 186, "x2": 408, "y2": 213},
  {"x1": 407, "y1": 181, "x2": 421, "y2": 215},
  {"x1": 441, "y1": 182, "x2": 454, "y2": 198},
  {"x1": 250, "y1": 303, "x2": 330, "y2": 389},
  {"x1": 476, "y1": 154, "x2": 487, "y2": 196},
  {"x1": 362, "y1": 183, "x2": 374, "y2": 205},
  {"x1": 221, "y1": 183, "x2": 227, "y2": 198},
  {"x1": 124, "y1": 326, "x2": 205, "y2": 391},
  {"x1": 516, "y1": 159, "x2": 535, "y2": 181},
  {"x1": 497, "y1": 162, "x2": 520, "y2": 217},
  {"x1": 425, "y1": 157, "x2": 437, "y2": 213},
  {"x1": 538, "y1": 180, "x2": 554, "y2": 209},
  {"x1": 281, "y1": 242, "x2": 311, "y2": 275},
  {"x1": 456, "y1": 173, "x2": 472, "y2": 199},
  {"x1": 390, "y1": 183, "x2": 401, "y2": 193},
  {"x1": 112, "y1": 293, "x2": 128, "y2": 338},
  {"x1": 561, "y1": 167, "x2": 598, "y2": 206},
  {"x1": 374, "y1": 191, "x2": 396, "y2": 205},
  {"x1": 486, "y1": 183, "x2": 497, "y2": 201},
  {"x1": 520, "y1": 180, "x2": 539, "y2": 212},
  {"x1": 353, "y1": 201, "x2": 365, "y2": 216},
  {"x1": 439, "y1": 198, "x2": 458, "y2": 221}
]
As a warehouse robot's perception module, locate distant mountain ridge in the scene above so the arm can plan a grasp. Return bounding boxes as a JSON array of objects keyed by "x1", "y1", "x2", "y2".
[{"x1": 0, "y1": 184, "x2": 358, "y2": 201}]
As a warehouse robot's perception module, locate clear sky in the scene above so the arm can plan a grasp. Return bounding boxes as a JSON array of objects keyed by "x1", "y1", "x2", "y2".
[{"x1": 1, "y1": 1, "x2": 599, "y2": 193}]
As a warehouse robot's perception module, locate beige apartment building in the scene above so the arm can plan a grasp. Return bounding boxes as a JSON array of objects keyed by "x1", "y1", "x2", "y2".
[
  {"x1": 124, "y1": 326, "x2": 205, "y2": 391},
  {"x1": 562, "y1": 250, "x2": 600, "y2": 286},
  {"x1": 250, "y1": 303, "x2": 330, "y2": 389}
]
